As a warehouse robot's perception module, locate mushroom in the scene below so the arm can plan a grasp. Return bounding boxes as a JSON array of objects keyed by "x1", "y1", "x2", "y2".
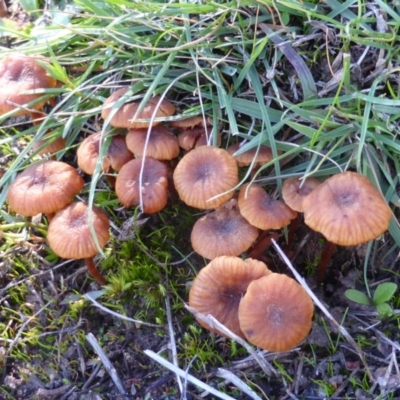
[
  {"x1": 191, "y1": 199, "x2": 259, "y2": 259},
  {"x1": 302, "y1": 171, "x2": 392, "y2": 281},
  {"x1": 189, "y1": 256, "x2": 272, "y2": 337},
  {"x1": 32, "y1": 133, "x2": 66, "y2": 158},
  {"x1": 126, "y1": 125, "x2": 179, "y2": 160},
  {"x1": 238, "y1": 183, "x2": 297, "y2": 230},
  {"x1": 238, "y1": 273, "x2": 314, "y2": 352},
  {"x1": 101, "y1": 88, "x2": 175, "y2": 129},
  {"x1": 173, "y1": 146, "x2": 238, "y2": 209},
  {"x1": 77, "y1": 132, "x2": 133, "y2": 176},
  {"x1": 6, "y1": 160, "x2": 84, "y2": 220},
  {"x1": 227, "y1": 143, "x2": 274, "y2": 169},
  {"x1": 0, "y1": 54, "x2": 58, "y2": 120},
  {"x1": 47, "y1": 201, "x2": 110, "y2": 284},
  {"x1": 115, "y1": 157, "x2": 169, "y2": 214},
  {"x1": 282, "y1": 177, "x2": 321, "y2": 213}
]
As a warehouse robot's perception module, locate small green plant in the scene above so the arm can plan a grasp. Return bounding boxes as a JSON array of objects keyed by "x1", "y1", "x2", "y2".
[{"x1": 345, "y1": 283, "x2": 398, "y2": 317}]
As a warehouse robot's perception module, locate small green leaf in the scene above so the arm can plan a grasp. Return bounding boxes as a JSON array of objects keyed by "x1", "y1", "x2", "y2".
[
  {"x1": 373, "y1": 283, "x2": 398, "y2": 305},
  {"x1": 345, "y1": 289, "x2": 371, "y2": 305},
  {"x1": 376, "y1": 303, "x2": 393, "y2": 317}
]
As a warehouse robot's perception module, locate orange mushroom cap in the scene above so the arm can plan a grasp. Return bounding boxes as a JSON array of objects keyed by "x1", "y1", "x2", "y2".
[
  {"x1": 6, "y1": 160, "x2": 84, "y2": 216},
  {"x1": 238, "y1": 183, "x2": 297, "y2": 230},
  {"x1": 32, "y1": 133, "x2": 66, "y2": 157},
  {"x1": 282, "y1": 177, "x2": 321, "y2": 212},
  {"x1": 191, "y1": 199, "x2": 259, "y2": 259},
  {"x1": 238, "y1": 273, "x2": 314, "y2": 352},
  {"x1": 227, "y1": 143, "x2": 274, "y2": 168},
  {"x1": 77, "y1": 132, "x2": 133, "y2": 175},
  {"x1": 189, "y1": 256, "x2": 272, "y2": 338},
  {"x1": 0, "y1": 54, "x2": 58, "y2": 116},
  {"x1": 126, "y1": 125, "x2": 179, "y2": 160},
  {"x1": 302, "y1": 171, "x2": 392, "y2": 246},
  {"x1": 173, "y1": 146, "x2": 238, "y2": 209},
  {"x1": 47, "y1": 202, "x2": 110, "y2": 259},
  {"x1": 101, "y1": 88, "x2": 175, "y2": 129},
  {"x1": 115, "y1": 157, "x2": 169, "y2": 214}
]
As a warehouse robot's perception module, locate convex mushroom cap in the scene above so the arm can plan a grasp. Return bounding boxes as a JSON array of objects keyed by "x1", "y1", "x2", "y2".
[
  {"x1": 115, "y1": 157, "x2": 169, "y2": 214},
  {"x1": 282, "y1": 177, "x2": 321, "y2": 212},
  {"x1": 77, "y1": 132, "x2": 133, "y2": 175},
  {"x1": 302, "y1": 171, "x2": 392, "y2": 246},
  {"x1": 191, "y1": 200, "x2": 259, "y2": 259},
  {"x1": 7, "y1": 160, "x2": 84, "y2": 216},
  {"x1": 101, "y1": 88, "x2": 175, "y2": 129},
  {"x1": 238, "y1": 183, "x2": 297, "y2": 230},
  {"x1": 189, "y1": 256, "x2": 271, "y2": 338},
  {"x1": 227, "y1": 143, "x2": 274, "y2": 168},
  {"x1": 238, "y1": 273, "x2": 314, "y2": 352},
  {"x1": 47, "y1": 202, "x2": 110, "y2": 259},
  {"x1": 0, "y1": 54, "x2": 58, "y2": 116},
  {"x1": 173, "y1": 146, "x2": 238, "y2": 209}
]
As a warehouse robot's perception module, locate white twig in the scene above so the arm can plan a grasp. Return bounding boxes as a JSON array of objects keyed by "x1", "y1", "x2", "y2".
[
  {"x1": 144, "y1": 349, "x2": 237, "y2": 400},
  {"x1": 217, "y1": 368, "x2": 263, "y2": 400},
  {"x1": 86, "y1": 332, "x2": 129, "y2": 400},
  {"x1": 271, "y1": 239, "x2": 373, "y2": 381}
]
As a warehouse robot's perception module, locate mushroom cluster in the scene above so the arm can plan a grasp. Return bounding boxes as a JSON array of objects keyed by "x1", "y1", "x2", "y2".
[{"x1": 189, "y1": 256, "x2": 315, "y2": 352}]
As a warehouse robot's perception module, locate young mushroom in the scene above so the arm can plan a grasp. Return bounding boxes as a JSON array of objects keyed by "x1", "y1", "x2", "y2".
[
  {"x1": 6, "y1": 160, "x2": 84, "y2": 221},
  {"x1": 191, "y1": 199, "x2": 259, "y2": 259},
  {"x1": 189, "y1": 256, "x2": 272, "y2": 338},
  {"x1": 173, "y1": 146, "x2": 238, "y2": 209},
  {"x1": 238, "y1": 273, "x2": 314, "y2": 352},
  {"x1": 302, "y1": 171, "x2": 392, "y2": 281},
  {"x1": 47, "y1": 202, "x2": 110, "y2": 284}
]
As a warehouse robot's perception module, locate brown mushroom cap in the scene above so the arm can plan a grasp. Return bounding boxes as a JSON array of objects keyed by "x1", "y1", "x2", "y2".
[
  {"x1": 177, "y1": 127, "x2": 221, "y2": 151},
  {"x1": 115, "y1": 157, "x2": 169, "y2": 214},
  {"x1": 126, "y1": 125, "x2": 179, "y2": 160},
  {"x1": 189, "y1": 256, "x2": 272, "y2": 337},
  {"x1": 191, "y1": 200, "x2": 259, "y2": 259},
  {"x1": 77, "y1": 132, "x2": 133, "y2": 175},
  {"x1": 0, "y1": 54, "x2": 58, "y2": 116},
  {"x1": 282, "y1": 177, "x2": 321, "y2": 212},
  {"x1": 6, "y1": 160, "x2": 84, "y2": 216},
  {"x1": 227, "y1": 143, "x2": 274, "y2": 167},
  {"x1": 101, "y1": 88, "x2": 176, "y2": 129},
  {"x1": 302, "y1": 171, "x2": 392, "y2": 246},
  {"x1": 170, "y1": 116, "x2": 206, "y2": 129},
  {"x1": 47, "y1": 202, "x2": 110, "y2": 259},
  {"x1": 238, "y1": 183, "x2": 298, "y2": 230},
  {"x1": 173, "y1": 146, "x2": 238, "y2": 209},
  {"x1": 238, "y1": 273, "x2": 314, "y2": 352},
  {"x1": 32, "y1": 133, "x2": 66, "y2": 157}
]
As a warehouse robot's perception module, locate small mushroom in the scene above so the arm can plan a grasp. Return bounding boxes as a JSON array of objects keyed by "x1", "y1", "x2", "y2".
[
  {"x1": 238, "y1": 183, "x2": 297, "y2": 230},
  {"x1": 238, "y1": 273, "x2": 314, "y2": 352},
  {"x1": 32, "y1": 133, "x2": 66, "y2": 158},
  {"x1": 0, "y1": 54, "x2": 58, "y2": 119},
  {"x1": 115, "y1": 157, "x2": 169, "y2": 214},
  {"x1": 47, "y1": 201, "x2": 110, "y2": 284},
  {"x1": 227, "y1": 143, "x2": 274, "y2": 168},
  {"x1": 191, "y1": 199, "x2": 259, "y2": 259},
  {"x1": 173, "y1": 146, "x2": 238, "y2": 209},
  {"x1": 6, "y1": 160, "x2": 84, "y2": 220},
  {"x1": 101, "y1": 88, "x2": 175, "y2": 129},
  {"x1": 126, "y1": 125, "x2": 179, "y2": 160},
  {"x1": 282, "y1": 177, "x2": 321, "y2": 212},
  {"x1": 189, "y1": 256, "x2": 272, "y2": 337}
]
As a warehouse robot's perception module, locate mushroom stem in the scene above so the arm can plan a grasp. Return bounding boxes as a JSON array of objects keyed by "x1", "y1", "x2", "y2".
[
  {"x1": 248, "y1": 231, "x2": 279, "y2": 264},
  {"x1": 85, "y1": 257, "x2": 107, "y2": 285},
  {"x1": 316, "y1": 240, "x2": 336, "y2": 283},
  {"x1": 46, "y1": 212, "x2": 55, "y2": 223},
  {"x1": 287, "y1": 213, "x2": 301, "y2": 252}
]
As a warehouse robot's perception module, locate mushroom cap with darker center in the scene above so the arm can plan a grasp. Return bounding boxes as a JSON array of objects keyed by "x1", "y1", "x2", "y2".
[
  {"x1": 173, "y1": 146, "x2": 238, "y2": 209},
  {"x1": 189, "y1": 256, "x2": 272, "y2": 338},
  {"x1": 282, "y1": 177, "x2": 321, "y2": 212},
  {"x1": 238, "y1": 273, "x2": 314, "y2": 352},
  {"x1": 238, "y1": 183, "x2": 297, "y2": 230},
  {"x1": 191, "y1": 200, "x2": 259, "y2": 259},
  {"x1": 101, "y1": 88, "x2": 176, "y2": 129},
  {"x1": 6, "y1": 160, "x2": 84, "y2": 216},
  {"x1": 126, "y1": 125, "x2": 179, "y2": 160},
  {"x1": 0, "y1": 54, "x2": 58, "y2": 116},
  {"x1": 77, "y1": 132, "x2": 133, "y2": 175},
  {"x1": 47, "y1": 202, "x2": 110, "y2": 259},
  {"x1": 302, "y1": 171, "x2": 392, "y2": 246},
  {"x1": 115, "y1": 157, "x2": 169, "y2": 214}
]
